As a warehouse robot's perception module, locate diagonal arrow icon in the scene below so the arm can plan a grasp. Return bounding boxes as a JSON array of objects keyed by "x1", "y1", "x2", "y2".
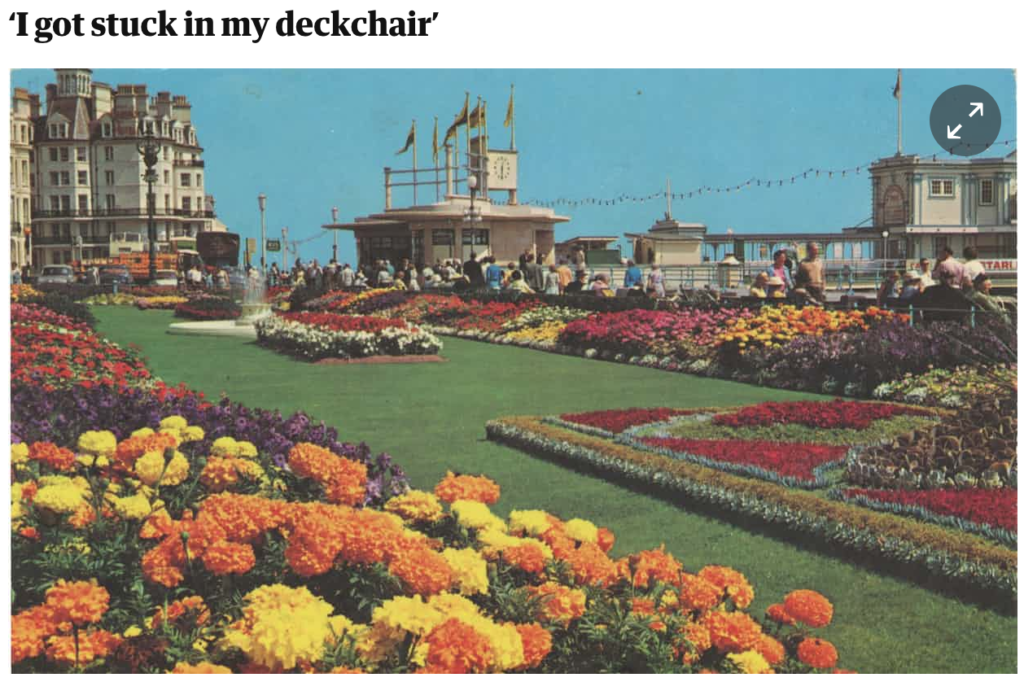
[
  {"x1": 969, "y1": 102, "x2": 984, "y2": 117},
  {"x1": 947, "y1": 124, "x2": 962, "y2": 139}
]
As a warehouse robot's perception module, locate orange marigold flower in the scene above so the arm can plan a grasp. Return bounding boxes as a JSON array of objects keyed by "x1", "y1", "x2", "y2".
[
  {"x1": 630, "y1": 598, "x2": 657, "y2": 617},
  {"x1": 45, "y1": 579, "x2": 110, "y2": 626},
  {"x1": 679, "y1": 573, "x2": 724, "y2": 612},
  {"x1": 515, "y1": 623, "x2": 552, "y2": 670},
  {"x1": 198, "y1": 493, "x2": 287, "y2": 544},
  {"x1": 199, "y1": 457, "x2": 263, "y2": 492},
  {"x1": 28, "y1": 442, "x2": 76, "y2": 471},
  {"x1": 697, "y1": 565, "x2": 754, "y2": 609},
  {"x1": 539, "y1": 528, "x2": 576, "y2": 561},
  {"x1": 18, "y1": 526, "x2": 39, "y2": 540},
  {"x1": 798, "y1": 637, "x2": 838, "y2": 669},
  {"x1": 389, "y1": 548, "x2": 453, "y2": 596},
  {"x1": 528, "y1": 583, "x2": 586, "y2": 626},
  {"x1": 288, "y1": 443, "x2": 367, "y2": 506},
  {"x1": 702, "y1": 611, "x2": 763, "y2": 654},
  {"x1": 677, "y1": 622, "x2": 712, "y2": 665},
  {"x1": 755, "y1": 634, "x2": 786, "y2": 666},
  {"x1": 596, "y1": 526, "x2": 615, "y2": 552},
  {"x1": 766, "y1": 603, "x2": 797, "y2": 626},
  {"x1": 153, "y1": 596, "x2": 211, "y2": 630},
  {"x1": 503, "y1": 542, "x2": 548, "y2": 575},
  {"x1": 566, "y1": 542, "x2": 618, "y2": 587},
  {"x1": 423, "y1": 618, "x2": 495, "y2": 674},
  {"x1": 45, "y1": 629, "x2": 121, "y2": 666},
  {"x1": 170, "y1": 661, "x2": 234, "y2": 673},
  {"x1": 202, "y1": 540, "x2": 256, "y2": 576},
  {"x1": 11, "y1": 605, "x2": 60, "y2": 663},
  {"x1": 433, "y1": 470, "x2": 501, "y2": 505},
  {"x1": 68, "y1": 503, "x2": 97, "y2": 529},
  {"x1": 629, "y1": 546, "x2": 682, "y2": 590},
  {"x1": 115, "y1": 433, "x2": 178, "y2": 470},
  {"x1": 783, "y1": 590, "x2": 834, "y2": 629},
  {"x1": 832, "y1": 668, "x2": 858, "y2": 674}
]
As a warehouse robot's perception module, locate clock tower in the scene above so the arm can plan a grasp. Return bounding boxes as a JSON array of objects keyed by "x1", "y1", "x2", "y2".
[{"x1": 486, "y1": 149, "x2": 518, "y2": 203}]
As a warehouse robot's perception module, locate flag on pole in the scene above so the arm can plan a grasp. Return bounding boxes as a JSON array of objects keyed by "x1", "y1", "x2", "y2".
[
  {"x1": 444, "y1": 93, "x2": 469, "y2": 145},
  {"x1": 469, "y1": 103, "x2": 486, "y2": 128},
  {"x1": 892, "y1": 69, "x2": 902, "y2": 100},
  {"x1": 504, "y1": 85, "x2": 514, "y2": 127},
  {"x1": 396, "y1": 120, "x2": 415, "y2": 155},
  {"x1": 432, "y1": 117, "x2": 439, "y2": 165}
]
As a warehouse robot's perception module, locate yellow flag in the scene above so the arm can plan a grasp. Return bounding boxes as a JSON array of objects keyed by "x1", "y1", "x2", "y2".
[
  {"x1": 396, "y1": 120, "x2": 415, "y2": 156},
  {"x1": 444, "y1": 93, "x2": 469, "y2": 145},
  {"x1": 432, "y1": 117, "x2": 439, "y2": 164},
  {"x1": 469, "y1": 103, "x2": 486, "y2": 128},
  {"x1": 504, "y1": 86, "x2": 514, "y2": 127}
]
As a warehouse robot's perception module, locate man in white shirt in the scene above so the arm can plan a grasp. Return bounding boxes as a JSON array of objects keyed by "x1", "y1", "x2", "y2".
[{"x1": 961, "y1": 246, "x2": 985, "y2": 285}]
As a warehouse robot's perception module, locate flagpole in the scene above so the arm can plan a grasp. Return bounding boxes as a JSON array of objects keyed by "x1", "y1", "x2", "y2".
[
  {"x1": 434, "y1": 116, "x2": 440, "y2": 203},
  {"x1": 482, "y1": 99, "x2": 489, "y2": 200},
  {"x1": 896, "y1": 69, "x2": 903, "y2": 156},
  {"x1": 510, "y1": 83, "x2": 516, "y2": 151},
  {"x1": 412, "y1": 120, "x2": 418, "y2": 205}
]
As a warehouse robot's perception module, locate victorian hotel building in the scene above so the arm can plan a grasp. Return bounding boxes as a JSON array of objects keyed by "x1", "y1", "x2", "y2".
[{"x1": 11, "y1": 69, "x2": 220, "y2": 269}]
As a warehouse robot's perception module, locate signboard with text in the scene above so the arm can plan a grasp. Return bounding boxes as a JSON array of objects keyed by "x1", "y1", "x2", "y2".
[{"x1": 266, "y1": 239, "x2": 281, "y2": 252}]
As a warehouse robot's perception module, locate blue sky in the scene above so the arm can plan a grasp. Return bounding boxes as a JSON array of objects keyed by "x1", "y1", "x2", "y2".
[{"x1": 12, "y1": 69, "x2": 1017, "y2": 266}]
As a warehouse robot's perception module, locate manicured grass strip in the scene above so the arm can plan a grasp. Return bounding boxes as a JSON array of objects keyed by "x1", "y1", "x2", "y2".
[
  {"x1": 485, "y1": 416, "x2": 1017, "y2": 597},
  {"x1": 835, "y1": 488, "x2": 1017, "y2": 547},
  {"x1": 655, "y1": 414, "x2": 941, "y2": 447}
]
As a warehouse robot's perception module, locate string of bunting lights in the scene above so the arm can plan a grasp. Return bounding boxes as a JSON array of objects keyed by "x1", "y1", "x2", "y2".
[{"x1": 502, "y1": 138, "x2": 1016, "y2": 209}]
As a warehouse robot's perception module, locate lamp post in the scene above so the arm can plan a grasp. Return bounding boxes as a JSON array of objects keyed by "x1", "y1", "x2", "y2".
[
  {"x1": 258, "y1": 193, "x2": 267, "y2": 273},
  {"x1": 463, "y1": 175, "x2": 482, "y2": 259},
  {"x1": 881, "y1": 229, "x2": 890, "y2": 264},
  {"x1": 331, "y1": 206, "x2": 339, "y2": 262},
  {"x1": 136, "y1": 118, "x2": 160, "y2": 282}
]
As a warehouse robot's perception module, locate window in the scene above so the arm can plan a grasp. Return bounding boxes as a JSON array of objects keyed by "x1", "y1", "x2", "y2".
[
  {"x1": 60, "y1": 171, "x2": 70, "y2": 186},
  {"x1": 163, "y1": 170, "x2": 170, "y2": 184},
  {"x1": 60, "y1": 147, "x2": 69, "y2": 162},
  {"x1": 50, "y1": 172, "x2": 60, "y2": 186},
  {"x1": 196, "y1": 173, "x2": 202, "y2": 187},
  {"x1": 182, "y1": 197, "x2": 191, "y2": 212},
  {"x1": 105, "y1": 170, "x2": 115, "y2": 185},
  {"x1": 20, "y1": 124, "x2": 27, "y2": 143},
  {"x1": 102, "y1": 122, "x2": 112, "y2": 138},
  {"x1": 49, "y1": 147, "x2": 58, "y2": 162},
  {"x1": 180, "y1": 173, "x2": 191, "y2": 187},
  {"x1": 432, "y1": 229, "x2": 454, "y2": 245},
  {"x1": 50, "y1": 196, "x2": 60, "y2": 210},
  {"x1": 77, "y1": 170, "x2": 88, "y2": 185},
  {"x1": 104, "y1": 146, "x2": 114, "y2": 161},
  {"x1": 164, "y1": 146, "x2": 170, "y2": 161},
  {"x1": 930, "y1": 178, "x2": 954, "y2": 197},
  {"x1": 105, "y1": 195, "x2": 115, "y2": 210},
  {"x1": 76, "y1": 147, "x2": 87, "y2": 162},
  {"x1": 980, "y1": 179, "x2": 994, "y2": 205},
  {"x1": 78, "y1": 195, "x2": 88, "y2": 212},
  {"x1": 60, "y1": 196, "x2": 70, "y2": 211}
]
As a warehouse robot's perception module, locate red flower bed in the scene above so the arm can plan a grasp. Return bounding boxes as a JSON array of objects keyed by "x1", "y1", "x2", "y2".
[
  {"x1": 11, "y1": 306, "x2": 152, "y2": 391},
  {"x1": 842, "y1": 488, "x2": 1017, "y2": 532},
  {"x1": 10, "y1": 303, "x2": 89, "y2": 332},
  {"x1": 561, "y1": 408, "x2": 695, "y2": 434},
  {"x1": 304, "y1": 291, "x2": 359, "y2": 312},
  {"x1": 279, "y1": 311, "x2": 409, "y2": 333},
  {"x1": 713, "y1": 400, "x2": 925, "y2": 430},
  {"x1": 451, "y1": 300, "x2": 541, "y2": 333},
  {"x1": 638, "y1": 437, "x2": 848, "y2": 482}
]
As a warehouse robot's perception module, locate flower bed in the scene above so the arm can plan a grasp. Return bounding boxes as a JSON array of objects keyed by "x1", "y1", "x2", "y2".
[
  {"x1": 485, "y1": 416, "x2": 1017, "y2": 598},
  {"x1": 872, "y1": 364, "x2": 1016, "y2": 407},
  {"x1": 559, "y1": 408, "x2": 698, "y2": 436},
  {"x1": 173, "y1": 295, "x2": 241, "y2": 321},
  {"x1": 135, "y1": 295, "x2": 188, "y2": 310},
  {"x1": 715, "y1": 305, "x2": 904, "y2": 355},
  {"x1": 712, "y1": 399, "x2": 927, "y2": 430},
  {"x1": 11, "y1": 419, "x2": 851, "y2": 673},
  {"x1": 11, "y1": 283, "x2": 44, "y2": 302},
  {"x1": 255, "y1": 313, "x2": 442, "y2": 361},
  {"x1": 82, "y1": 292, "x2": 137, "y2": 306},
  {"x1": 560, "y1": 308, "x2": 748, "y2": 357},
  {"x1": 838, "y1": 488, "x2": 1016, "y2": 546}
]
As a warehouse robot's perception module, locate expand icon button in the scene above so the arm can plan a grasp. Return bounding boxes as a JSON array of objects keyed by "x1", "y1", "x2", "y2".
[{"x1": 929, "y1": 85, "x2": 1001, "y2": 157}]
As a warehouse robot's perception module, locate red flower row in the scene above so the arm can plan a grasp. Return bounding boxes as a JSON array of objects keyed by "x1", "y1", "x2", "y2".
[
  {"x1": 842, "y1": 488, "x2": 1017, "y2": 532},
  {"x1": 639, "y1": 437, "x2": 848, "y2": 482},
  {"x1": 10, "y1": 304, "x2": 89, "y2": 332},
  {"x1": 561, "y1": 408, "x2": 695, "y2": 434},
  {"x1": 713, "y1": 400, "x2": 925, "y2": 431},
  {"x1": 279, "y1": 312, "x2": 409, "y2": 333}
]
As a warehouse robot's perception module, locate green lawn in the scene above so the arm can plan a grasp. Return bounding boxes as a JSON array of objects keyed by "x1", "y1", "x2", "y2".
[{"x1": 94, "y1": 307, "x2": 1016, "y2": 674}]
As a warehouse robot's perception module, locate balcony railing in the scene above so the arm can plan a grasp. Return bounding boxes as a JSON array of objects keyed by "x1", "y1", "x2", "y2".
[
  {"x1": 33, "y1": 208, "x2": 216, "y2": 219},
  {"x1": 174, "y1": 159, "x2": 205, "y2": 167},
  {"x1": 31, "y1": 235, "x2": 73, "y2": 245}
]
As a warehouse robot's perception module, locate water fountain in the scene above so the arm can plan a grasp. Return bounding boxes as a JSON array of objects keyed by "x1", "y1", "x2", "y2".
[
  {"x1": 235, "y1": 270, "x2": 272, "y2": 326},
  {"x1": 168, "y1": 268, "x2": 272, "y2": 339}
]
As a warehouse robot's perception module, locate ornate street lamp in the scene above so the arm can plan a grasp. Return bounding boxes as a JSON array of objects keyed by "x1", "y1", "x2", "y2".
[
  {"x1": 136, "y1": 117, "x2": 160, "y2": 281},
  {"x1": 258, "y1": 193, "x2": 267, "y2": 273},
  {"x1": 881, "y1": 229, "x2": 890, "y2": 263},
  {"x1": 463, "y1": 175, "x2": 482, "y2": 225},
  {"x1": 331, "y1": 206, "x2": 339, "y2": 262}
]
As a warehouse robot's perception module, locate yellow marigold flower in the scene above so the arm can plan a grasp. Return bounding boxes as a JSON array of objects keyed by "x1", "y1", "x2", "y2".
[
  {"x1": 130, "y1": 427, "x2": 156, "y2": 439},
  {"x1": 123, "y1": 625, "x2": 143, "y2": 638},
  {"x1": 442, "y1": 547, "x2": 490, "y2": 596},
  {"x1": 226, "y1": 584, "x2": 336, "y2": 671},
  {"x1": 76, "y1": 430, "x2": 117, "y2": 457},
  {"x1": 371, "y1": 595, "x2": 445, "y2": 637},
  {"x1": 12, "y1": 442, "x2": 30, "y2": 465},
  {"x1": 75, "y1": 454, "x2": 111, "y2": 469},
  {"x1": 728, "y1": 650, "x2": 773, "y2": 674},
  {"x1": 134, "y1": 450, "x2": 189, "y2": 487},
  {"x1": 428, "y1": 593, "x2": 481, "y2": 620},
  {"x1": 451, "y1": 500, "x2": 507, "y2": 533},
  {"x1": 564, "y1": 518, "x2": 599, "y2": 544},
  {"x1": 170, "y1": 661, "x2": 233, "y2": 674},
  {"x1": 384, "y1": 490, "x2": 444, "y2": 523},
  {"x1": 508, "y1": 510, "x2": 552, "y2": 536},
  {"x1": 210, "y1": 436, "x2": 240, "y2": 458},
  {"x1": 236, "y1": 441, "x2": 258, "y2": 458},
  {"x1": 34, "y1": 480, "x2": 89, "y2": 515},
  {"x1": 110, "y1": 493, "x2": 152, "y2": 521},
  {"x1": 181, "y1": 426, "x2": 206, "y2": 443},
  {"x1": 159, "y1": 416, "x2": 189, "y2": 431}
]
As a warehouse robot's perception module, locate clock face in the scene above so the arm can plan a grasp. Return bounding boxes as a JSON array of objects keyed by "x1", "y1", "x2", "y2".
[{"x1": 496, "y1": 157, "x2": 510, "y2": 180}]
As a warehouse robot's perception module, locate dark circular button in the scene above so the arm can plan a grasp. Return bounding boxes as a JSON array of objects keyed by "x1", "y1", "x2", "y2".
[{"x1": 929, "y1": 85, "x2": 1001, "y2": 157}]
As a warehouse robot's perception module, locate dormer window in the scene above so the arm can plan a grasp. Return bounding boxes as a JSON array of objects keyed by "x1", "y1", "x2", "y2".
[{"x1": 102, "y1": 122, "x2": 112, "y2": 138}]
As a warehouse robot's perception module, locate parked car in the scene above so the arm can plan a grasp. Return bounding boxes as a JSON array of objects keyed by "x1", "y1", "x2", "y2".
[
  {"x1": 98, "y1": 265, "x2": 133, "y2": 286},
  {"x1": 153, "y1": 269, "x2": 179, "y2": 287},
  {"x1": 36, "y1": 265, "x2": 75, "y2": 285}
]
